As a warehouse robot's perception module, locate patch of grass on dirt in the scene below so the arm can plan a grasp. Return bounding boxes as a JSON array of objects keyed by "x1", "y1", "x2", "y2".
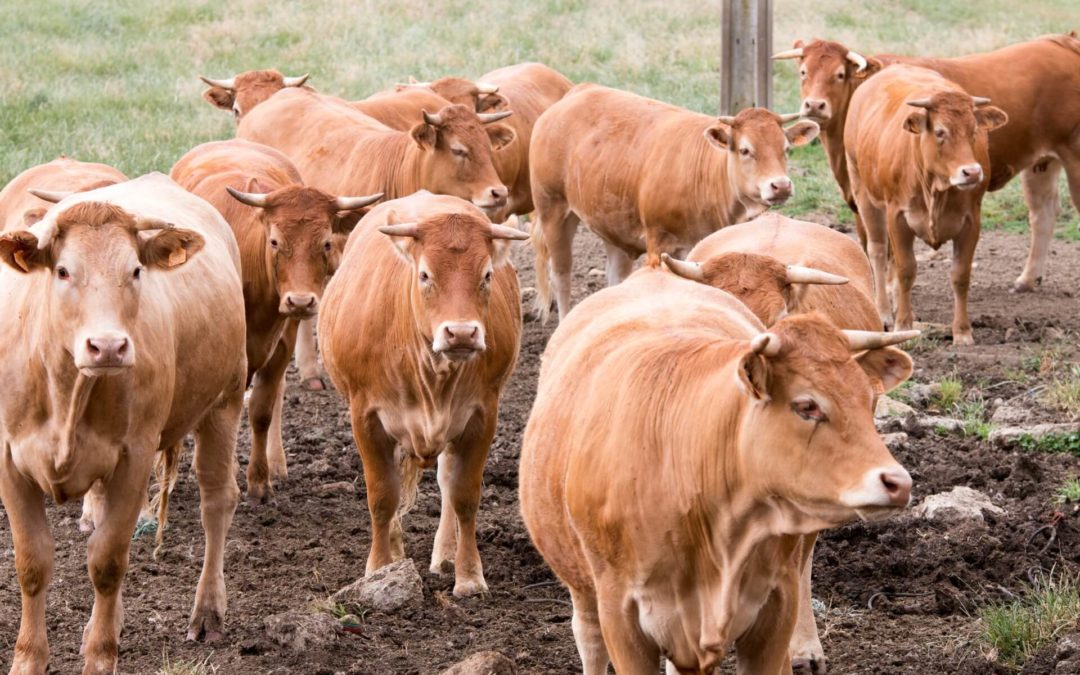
[
  {"x1": 1055, "y1": 478, "x2": 1080, "y2": 504},
  {"x1": 1018, "y1": 432, "x2": 1080, "y2": 457},
  {"x1": 957, "y1": 399, "x2": 994, "y2": 440},
  {"x1": 936, "y1": 378, "x2": 964, "y2": 410},
  {"x1": 158, "y1": 651, "x2": 217, "y2": 675},
  {"x1": 1043, "y1": 365, "x2": 1080, "y2": 418},
  {"x1": 980, "y1": 570, "x2": 1080, "y2": 668}
]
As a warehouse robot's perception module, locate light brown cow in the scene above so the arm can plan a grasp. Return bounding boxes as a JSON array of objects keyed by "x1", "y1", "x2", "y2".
[
  {"x1": 529, "y1": 83, "x2": 819, "y2": 320},
  {"x1": 318, "y1": 191, "x2": 527, "y2": 596},
  {"x1": 170, "y1": 139, "x2": 382, "y2": 503},
  {"x1": 775, "y1": 34, "x2": 1080, "y2": 292},
  {"x1": 520, "y1": 267, "x2": 915, "y2": 674},
  {"x1": 0, "y1": 173, "x2": 247, "y2": 673},
  {"x1": 845, "y1": 65, "x2": 1007, "y2": 344},
  {"x1": 397, "y1": 75, "x2": 509, "y2": 112},
  {"x1": 200, "y1": 69, "x2": 310, "y2": 121},
  {"x1": 0, "y1": 157, "x2": 127, "y2": 232}
]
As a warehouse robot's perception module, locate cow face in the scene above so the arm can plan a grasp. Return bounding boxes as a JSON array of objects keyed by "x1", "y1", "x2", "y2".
[
  {"x1": 420, "y1": 77, "x2": 510, "y2": 113},
  {"x1": 734, "y1": 315, "x2": 915, "y2": 527},
  {"x1": 379, "y1": 210, "x2": 528, "y2": 362},
  {"x1": 776, "y1": 39, "x2": 883, "y2": 126},
  {"x1": 903, "y1": 92, "x2": 1007, "y2": 192},
  {"x1": 705, "y1": 109, "x2": 819, "y2": 207},
  {"x1": 0, "y1": 202, "x2": 204, "y2": 376},
  {"x1": 409, "y1": 105, "x2": 515, "y2": 219},
  {"x1": 200, "y1": 70, "x2": 309, "y2": 122},
  {"x1": 227, "y1": 185, "x2": 382, "y2": 318}
]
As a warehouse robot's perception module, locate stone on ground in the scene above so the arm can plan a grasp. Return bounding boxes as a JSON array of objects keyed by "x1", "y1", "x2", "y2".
[{"x1": 332, "y1": 558, "x2": 424, "y2": 613}]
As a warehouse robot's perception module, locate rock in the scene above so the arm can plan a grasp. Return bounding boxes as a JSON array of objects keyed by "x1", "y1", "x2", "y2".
[
  {"x1": 264, "y1": 611, "x2": 341, "y2": 652},
  {"x1": 901, "y1": 382, "x2": 940, "y2": 408},
  {"x1": 309, "y1": 458, "x2": 335, "y2": 476},
  {"x1": 989, "y1": 422, "x2": 1080, "y2": 448},
  {"x1": 881, "y1": 432, "x2": 908, "y2": 451},
  {"x1": 1056, "y1": 633, "x2": 1080, "y2": 673},
  {"x1": 440, "y1": 651, "x2": 517, "y2": 675},
  {"x1": 1043, "y1": 326, "x2": 1065, "y2": 343},
  {"x1": 875, "y1": 396, "x2": 916, "y2": 419},
  {"x1": 920, "y1": 416, "x2": 965, "y2": 434},
  {"x1": 587, "y1": 268, "x2": 605, "y2": 277},
  {"x1": 990, "y1": 404, "x2": 1029, "y2": 425},
  {"x1": 913, "y1": 486, "x2": 1005, "y2": 525},
  {"x1": 332, "y1": 558, "x2": 424, "y2": 613},
  {"x1": 315, "y1": 481, "x2": 355, "y2": 495}
]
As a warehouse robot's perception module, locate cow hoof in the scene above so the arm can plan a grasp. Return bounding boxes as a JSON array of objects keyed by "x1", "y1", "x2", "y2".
[
  {"x1": 952, "y1": 332, "x2": 975, "y2": 347},
  {"x1": 453, "y1": 577, "x2": 489, "y2": 598},
  {"x1": 246, "y1": 484, "x2": 274, "y2": 506},
  {"x1": 301, "y1": 376, "x2": 327, "y2": 391},
  {"x1": 792, "y1": 656, "x2": 827, "y2": 673},
  {"x1": 187, "y1": 611, "x2": 225, "y2": 642},
  {"x1": 1010, "y1": 281, "x2": 1035, "y2": 294},
  {"x1": 430, "y1": 559, "x2": 454, "y2": 576}
]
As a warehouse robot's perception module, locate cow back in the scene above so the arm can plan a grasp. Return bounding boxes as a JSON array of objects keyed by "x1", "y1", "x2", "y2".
[{"x1": 0, "y1": 158, "x2": 127, "y2": 232}]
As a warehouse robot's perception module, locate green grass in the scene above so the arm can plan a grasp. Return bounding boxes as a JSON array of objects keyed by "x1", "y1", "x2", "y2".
[
  {"x1": 935, "y1": 378, "x2": 964, "y2": 410},
  {"x1": 1018, "y1": 432, "x2": 1080, "y2": 456},
  {"x1": 1044, "y1": 365, "x2": 1080, "y2": 418},
  {"x1": 980, "y1": 570, "x2": 1080, "y2": 668},
  {"x1": 1055, "y1": 477, "x2": 1080, "y2": 504}
]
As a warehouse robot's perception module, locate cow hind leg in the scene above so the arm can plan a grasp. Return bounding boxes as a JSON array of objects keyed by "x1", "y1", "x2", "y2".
[
  {"x1": 1013, "y1": 162, "x2": 1062, "y2": 292},
  {"x1": 443, "y1": 410, "x2": 498, "y2": 597},
  {"x1": 789, "y1": 534, "x2": 826, "y2": 674},
  {"x1": 187, "y1": 389, "x2": 243, "y2": 643},
  {"x1": 950, "y1": 220, "x2": 981, "y2": 346},
  {"x1": 888, "y1": 214, "x2": 918, "y2": 332},
  {"x1": 294, "y1": 318, "x2": 326, "y2": 390},
  {"x1": 857, "y1": 198, "x2": 893, "y2": 330},
  {"x1": 570, "y1": 588, "x2": 611, "y2": 675},
  {"x1": 245, "y1": 335, "x2": 293, "y2": 504},
  {"x1": 430, "y1": 452, "x2": 457, "y2": 575},
  {"x1": 596, "y1": 586, "x2": 661, "y2": 675},
  {"x1": 350, "y1": 402, "x2": 400, "y2": 576},
  {"x1": 604, "y1": 240, "x2": 635, "y2": 287},
  {"x1": 535, "y1": 194, "x2": 580, "y2": 321}
]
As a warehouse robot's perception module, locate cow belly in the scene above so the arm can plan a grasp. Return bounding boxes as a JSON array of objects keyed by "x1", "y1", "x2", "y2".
[{"x1": 378, "y1": 403, "x2": 476, "y2": 462}]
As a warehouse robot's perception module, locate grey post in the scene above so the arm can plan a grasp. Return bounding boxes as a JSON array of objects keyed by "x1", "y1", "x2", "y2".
[{"x1": 720, "y1": 0, "x2": 773, "y2": 114}]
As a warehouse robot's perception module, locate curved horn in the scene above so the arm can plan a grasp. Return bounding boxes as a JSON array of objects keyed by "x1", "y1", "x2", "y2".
[
  {"x1": 777, "y1": 112, "x2": 803, "y2": 123},
  {"x1": 226, "y1": 186, "x2": 270, "y2": 208},
  {"x1": 422, "y1": 109, "x2": 443, "y2": 126},
  {"x1": 716, "y1": 115, "x2": 737, "y2": 125},
  {"x1": 282, "y1": 74, "x2": 309, "y2": 87},
  {"x1": 489, "y1": 221, "x2": 529, "y2": 241},
  {"x1": 843, "y1": 329, "x2": 921, "y2": 351},
  {"x1": 971, "y1": 96, "x2": 992, "y2": 107},
  {"x1": 378, "y1": 222, "x2": 421, "y2": 239},
  {"x1": 334, "y1": 193, "x2": 384, "y2": 210},
  {"x1": 845, "y1": 50, "x2": 869, "y2": 72},
  {"x1": 906, "y1": 97, "x2": 933, "y2": 109},
  {"x1": 199, "y1": 75, "x2": 236, "y2": 90},
  {"x1": 750, "y1": 333, "x2": 783, "y2": 357},
  {"x1": 785, "y1": 265, "x2": 849, "y2": 285},
  {"x1": 396, "y1": 81, "x2": 430, "y2": 89},
  {"x1": 477, "y1": 110, "x2": 513, "y2": 124},
  {"x1": 133, "y1": 216, "x2": 173, "y2": 231},
  {"x1": 28, "y1": 188, "x2": 73, "y2": 203},
  {"x1": 660, "y1": 253, "x2": 705, "y2": 282},
  {"x1": 771, "y1": 47, "x2": 804, "y2": 60},
  {"x1": 475, "y1": 81, "x2": 500, "y2": 94}
]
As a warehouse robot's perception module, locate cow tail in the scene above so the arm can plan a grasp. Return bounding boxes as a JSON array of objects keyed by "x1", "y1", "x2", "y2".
[
  {"x1": 530, "y1": 214, "x2": 553, "y2": 323},
  {"x1": 150, "y1": 442, "x2": 182, "y2": 560},
  {"x1": 397, "y1": 448, "x2": 424, "y2": 519}
]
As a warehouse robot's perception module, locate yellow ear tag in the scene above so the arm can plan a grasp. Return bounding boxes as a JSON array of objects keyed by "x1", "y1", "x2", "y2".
[
  {"x1": 13, "y1": 250, "x2": 30, "y2": 273},
  {"x1": 166, "y1": 248, "x2": 188, "y2": 268}
]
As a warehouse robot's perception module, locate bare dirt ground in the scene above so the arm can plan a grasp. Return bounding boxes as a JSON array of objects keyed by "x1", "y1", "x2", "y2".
[{"x1": 1, "y1": 224, "x2": 1078, "y2": 674}]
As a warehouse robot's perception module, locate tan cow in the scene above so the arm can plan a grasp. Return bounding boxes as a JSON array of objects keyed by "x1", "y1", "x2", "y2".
[
  {"x1": 396, "y1": 75, "x2": 509, "y2": 112},
  {"x1": 0, "y1": 157, "x2": 126, "y2": 232},
  {"x1": 170, "y1": 139, "x2": 382, "y2": 503},
  {"x1": 845, "y1": 65, "x2": 1007, "y2": 344},
  {"x1": 318, "y1": 191, "x2": 527, "y2": 596},
  {"x1": 200, "y1": 69, "x2": 310, "y2": 121},
  {"x1": 520, "y1": 267, "x2": 915, "y2": 674},
  {"x1": 529, "y1": 83, "x2": 819, "y2": 320},
  {"x1": 775, "y1": 34, "x2": 1080, "y2": 292},
  {"x1": 0, "y1": 173, "x2": 247, "y2": 673}
]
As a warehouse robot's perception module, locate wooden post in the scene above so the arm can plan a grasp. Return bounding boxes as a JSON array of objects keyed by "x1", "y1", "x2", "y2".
[{"x1": 720, "y1": 0, "x2": 772, "y2": 114}]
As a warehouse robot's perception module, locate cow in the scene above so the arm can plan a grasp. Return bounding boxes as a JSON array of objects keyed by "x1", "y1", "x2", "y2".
[
  {"x1": 318, "y1": 191, "x2": 527, "y2": 597},
  {"x1": 528, "y1": 83, "x2": 819, "y2": 321},
  {"x1": 0, "y1": 157, "x2": 126, "y2": 232},
  {"x1": 774, "y1": 33, "x2": 1080, "y2": 292},
  {"x1": 396, "y1": 75, "x2": 509, "y2": 112},
  {"x1": 520, "y1": 266, "x2": 916, "y2": 674},
  {"x1": 0, "y1": 173, "x2": 247, "y2": 673},
  {"x1": 200, "y1": 69, "x2": 310, "y2": 121},
  {"x1": 844, "y1": 65, "x2": 1007, "y2": 344},
  {"x1": 170, "y1": 139, "x2": 382, "y2": 503}
]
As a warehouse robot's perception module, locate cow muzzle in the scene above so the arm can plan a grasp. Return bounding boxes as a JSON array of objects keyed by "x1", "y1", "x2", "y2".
[
  {"x1": 281, "y1": 292, "x2": 319, "y2": 318},
  {"x1": 950, "y1": 164, "x2": 983, "y2": 190},
  {"x1": 433, "y1": 321, "x2": 485, "y2": 361},
  {"x1": 840, "y1": 465, "x2": 913, "y2": 519},
  {"x1": 473, "y1": 186, "x2": 509, "y2": 215},
  {"x1": 75, "y1": 331, "x2": 135, "y2": 374},
  {"x1": 760, "y1": 177, "x2": 794, "y2": 206},
  {"x1": 801, "y1": 98, "x2": 831, "y2": 121}
]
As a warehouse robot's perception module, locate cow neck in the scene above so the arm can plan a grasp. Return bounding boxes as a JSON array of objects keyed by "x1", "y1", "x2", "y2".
[
  {"x1": 379, "y1": 132, "x2": 424, "y2": 199},
  {"x1": 818, "y1": 110, "x2": 850, "y2": 199},
  {"x1": 688, "y1": 128, "x2": 742, "y2": 227},
  {"x1": 241, "y1": 225, "x2": 288, "y2": 344},
  {"x1": 912, "y1": 147, "x2": 952, "y2": 248}
]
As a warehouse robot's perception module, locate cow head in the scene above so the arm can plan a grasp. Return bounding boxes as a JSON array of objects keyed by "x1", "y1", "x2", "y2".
[
  {"x1": 200, "y1": 70, "x2": 309, "y2": 122},
  {"x1": 661, "y1": 252, "x2": 847, "y2": 325},
  {"x1": 773, "y1": 39, "x2": 883, "y2": 126},
  {"x1": 399, "y1": 77, "x2": 510, "y2": 113},
  {"x1": 902, "y1": 92, "x2": 1007, "y2": 192},
  {"x1": 705, "y1": 109, "x2": 819, "y2": 207},
  {"x1": 0, "y1": 202, "x2": 204, "y2": 376},
  {"x1": 409, "y1": 105, "x2": 516, "y2": 219},
  {"x1": 378, "y1": 209, "x2": 528, "y2": 362},
  {"x1": 227, "y1": 184, "x2": 383, "y2": 318},
  {"x1": 734, "y1": 315, "x2": 917, "y2": 528}
]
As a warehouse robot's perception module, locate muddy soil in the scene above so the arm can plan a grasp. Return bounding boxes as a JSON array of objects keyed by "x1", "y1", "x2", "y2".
[{"x1": 1, "y1": 225, "x2": 1078, "y2": 674}]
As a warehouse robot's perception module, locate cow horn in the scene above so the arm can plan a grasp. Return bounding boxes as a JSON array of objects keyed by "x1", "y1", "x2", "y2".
[
  {"x1": 777, "y1": 112, "x2": 803, "y2": 123},
  {"x1": 378, "y1": 222, "x2": 421, "y2": 239},
  {"x1": 785, "y1": 265, "x2": 849, "y2": 285},
  {"x1": 475, "y1": 81, "x2": 499, "y2": 94},
  {"x1": 422, "y1": 109, "x2": 443, "y2": 126},
  {"x1": 28, "y1": 188, "x2": 73, "y2": 203},
  {"x1": 660, "y1": 253, "x2": 705, "y2": 282},
  {"x1": 716, "y1": 115, "x2": 737, "y2": 125},
  {"x1": 750, "y1": 333, "x2": 782, "y2": 357},
  {"x1": 283, "y1": 74, "x2": 309, "y2": 87},
  {"x1": 971, "y1": 96, "x2": 992, "y2": 107},
  {"x1": 490, "y1": 219, "x2": 529, "y2": 241},
  {"x1": 843, "y1": 329, "x2": 921, "y2": 351},
  {"x1": 199, "y1": 75, "x2": 236, "y2": 90},
  {"x1": 845, "y1": 50, "x2": 869, "y2": 72},
  {"x1": 226, "y1": 186, "x2": 269, "y2": 208},
  {"x1": 477, "y1": 110, "x2": 513, "y2": 124},
  {"x1": 771, "y1": 47, "x2": 804, "y2": 60},
  {"x1": 397, "y1": 79, "x2": 431, "y2": 88},
  {"x1": 906, "y1": 98, "x2": 933, "y2": 109},
  {"x1": 133, "y1": 216, "x2": 173, "y2": 231},
  {"x1": 334, "y1": 193, "x2": 384, "y2": 210}
]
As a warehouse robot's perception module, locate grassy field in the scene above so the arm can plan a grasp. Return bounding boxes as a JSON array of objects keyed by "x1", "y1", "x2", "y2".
[{"x1": 0, "y1": 0, "x2": 1077, "y2": 239}]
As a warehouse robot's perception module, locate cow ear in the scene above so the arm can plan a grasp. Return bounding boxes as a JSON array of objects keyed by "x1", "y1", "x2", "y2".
[
  {"x1": 490, "y1": 215, "x2": 522, "y2": 268},
  {"x1": 856, "y1": 346, "x2": 913, "y2": 394},
  {"x1": 486, "y1": 124, "x2": 516, "y2": 151},
  {"x1": 478, "y1": 92, "x2": 510, "y2": 113},
  {"x1": 410, "y1": 122, "x2": 438, "y2": 149},
  {"x1": 903, "y1": 111, "x2": 927, "y2": 134},
  {"x1": 705, "y1": 123, "x2": 731, "y2": 150},
  {"x1": 784, "y1": 120, "x2": 819, "y2": 147},
  {"x1": 138, "y1": 228, "x2": 206, "y2": 270},
  {"x1": 854, "y1": 57, "x2": 884, "y2": 81},
  {"x1": 332, "y1": 209, "x2": 368, "y2": 235},
  {"x1": 975, "y1": 106, "x2": 1008, "y2": 132},
  {"x1": 0, "y1": 231, "x2": 50, "y2": 273},
  {"x1": 378, "y1": 210, "x2": 418, "y2": 262},
  {"x1": 203, "y1": 87, "x2": 236, "y2": 112},
  {"x1": 736, "y1": 350, "x2": 771, "y2": 400},
  {"x1": 793, "y1": 39, "x2": 805, "y2": 49},
  {"x1": 22, "y1": 207, "x2": 48, "y2": 227}
]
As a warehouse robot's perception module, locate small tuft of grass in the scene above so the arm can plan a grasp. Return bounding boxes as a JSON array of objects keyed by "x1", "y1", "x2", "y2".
[
  {"x1": 956, "y1": 399, "x2": 994, "y2": 440},
  {"x1": 158, "y1": 650, "x2": 217, "y2": 675},
  {"x1": 1018, "y1": 432, "x2": 1080, "y2": 457},
  {"x1": 1055, "y1": 478, "x2": 1080, "y2": 504},
  {"x1": 935, "y1": 378, "x2": 964, "y2": 410},
  {"x1": 1043, "y1": 365, "x2": 1080, "y2": 418},
  {"x1": 980, "y1": 569, "x2": 1080, "y2": 668}
]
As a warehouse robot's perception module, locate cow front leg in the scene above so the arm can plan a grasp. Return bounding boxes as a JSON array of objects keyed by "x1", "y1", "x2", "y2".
[
  {"x1": 0, "y1": 455, "x2": 54, "y2": 675},
  {"x1": 603, "y1": 240, "x2": 635, "y2": 286},
  {"x1": 350, "y1": 403, "x2": 400, "y2": 575},
  {"x1": 443, "y1": 409, "x2": 498, "y2": 597},
  {"x1": 788, "y1": 534, "x2": 825, "y2": 674},
  {"x1": 595, "y1": 583, "x2": 661, "y2": 675},
  {"x1": 569, "y1": 587, "x2": 611, "y2": 675},
  {"x1": 736, "y1": 568, "x2": 800, "y2": 675},
  {"x1": 430, "y1": 452, "x2": 457, "y2": 575},
  {"x1": 1013, "y1": 162, "x2": 1062, "y2": 292},
  {"x1": 888, "y1": 213, "x2": 918, "y2": 331},
  {"x1": 246, "y1": 334, "x2": 293, "y2": 504},
  {"x1": 950, "y1": 219, "x2": 981, "y2": 346},
  {"x1": 858, "y1": 198, "x2": 892, "y2": 330}
]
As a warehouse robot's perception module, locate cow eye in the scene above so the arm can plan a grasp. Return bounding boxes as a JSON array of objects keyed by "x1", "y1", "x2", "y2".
[
  {"x1": 837, "y1": 71, "x2": 845, "y2": 81},
  {"x1": 452, "y1": 147, "x2": 467, "y2": 158},
  {"x1": 132, "y1": 267, "x2": 142, "y2": 280},
  {"x1": 739, "y1": 147, "x2": 752, "y2": 157},
  {"x1": 792, "y1": 398, "x2": 826, "y2": 422},
  {"x1": 419, "y1": 270, "x2": 430, "y2": 284},
  {"x1": 800, "y1": 69, "x2": 807, "y2": 79},
  {"x1": 57, "y1": 266, "x2": 70, "y2": 280},
  {"x1": 269, "y1": 238, "x2": 279, "y2": 250},
  {"x1": 323, "y1": 241, "x2": 333, "y2": 253},
  {"x1": 482, "y1": 270, "x2": 493, "y2": 286},
  {"x1": 935, "y1": 128, "x2": 947, "y2": 141}
]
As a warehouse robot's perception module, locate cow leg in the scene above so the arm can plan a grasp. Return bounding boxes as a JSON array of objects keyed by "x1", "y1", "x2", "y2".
[
  {"x1": 350, "y1": 402, "x2": 400, "y2": 575},
  {"x1": 788, "y1": 534, "x2": 825, "y2": 674},
  {"x1": 294, "y1": 318, "x2": 326, "y2": 390},
  {"x1": 81, "y1": 446, "x2": 153, "y2": 675},
  {"x1": 430, "y1": 453, "x2": 457, "y2": 575},
  {"x1": 735, "y1": 571, "x2": 799, "y2": 675},
  {"x1": 569, "y1": 587, "x2": 611, "y2": 675},
  {"x1": 604, "y1": 240, "x2": 634, "y2": 287},
  {"x1": 0, "y1": 455, "x2": 53, "y2": 675},
  {"x1": 949, "y1": 219, "x2": 980, "y2": 346},
  {"x1": 544, "y1": 203, "x2": 580, "y2": 321},
  {"x1": 857, "y1": 198, "x2": 892, "y2": 329},
  {"x1": 246, "y1": 335, "x2": 293, "y2": 504},
  {"x1": 79, "y1": 480, "x2": 105, "y2": 533},
  {"x1": 1013, "y1": 162, "x2": 1062, "y2": 292},
  {"x1": 443, "y1": 410, "x2": 497, "y2": 597},
  {"x1": 888, "y1": 214, "x2": 918, "y2": 332},
  {"x1": 187, "y1": 388, "x2": 243, "y2": 642},
  {"x1": 596, "y1": 584, "x2": 660, "y2": 675}
]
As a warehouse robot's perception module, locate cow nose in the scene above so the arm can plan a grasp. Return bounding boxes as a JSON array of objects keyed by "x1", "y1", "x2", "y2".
[
  {"x1": 802, "y1": 98, "x2": 829, "y2": 118},
  {"x1": 960, "y1": 164, "x2": 982, "y2": 179},
  {"x1": 284, "y1": 292, "x2": 318, "y2": 314},
  {"x1": 771, "y1": 177, "x2": 792, "y2": 194},
  {"x1": 489, "y1": 186, "x2": 508, "y2": 205},
  {"x1": 878, "y1": 467, "x2": 913, "y2": 507},
  {"x1": 444, "y1": 323, "x2": 479, "y2": 346},
  {"x1": 86, "y1": 337, "x2": 130, "y2": 367},
  {"x1": 435, "y1": 321, "x2": 485, "y2": 359}
]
